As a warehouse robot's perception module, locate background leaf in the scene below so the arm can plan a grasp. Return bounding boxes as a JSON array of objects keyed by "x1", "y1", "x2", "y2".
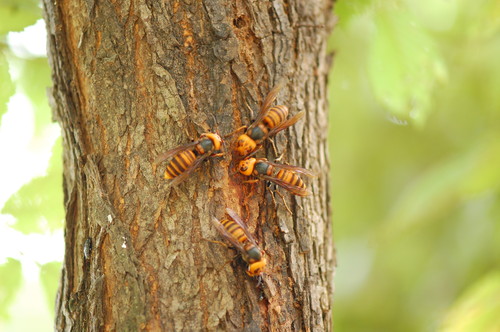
[
  {"x1": 368, "y1": 9, "x2": 444, "y2": 126},
  {"x1": 333, "y1": 0, "x2": 372, "y2": 28},
  {"x1": 18, "y1": 57, "x2": 53, "y2": 133},
  {"x1": 0, "y1": 258, "x2": 22, "y2": 320},
  {"x1": 330, "y1": 1, "x2": 500, "y2": 331},
  {"x1": 1, "y1": 138, "x2": 63, "y2": 234},
  {"x1": 0, "y1": 0, "x2": 40, "y2": 34},
  {"x1": 39, "y1": 261, "x2": 61, "y2": 315},
  {"x1": 381, "y1": 137, "x2": 500, "y2": 235},
  {"x1": 439, "y1": 272, "x2": 500, "y2": 332},
  {"x1": 0, "y1": 51, "x2": 15, "y2": 121}
]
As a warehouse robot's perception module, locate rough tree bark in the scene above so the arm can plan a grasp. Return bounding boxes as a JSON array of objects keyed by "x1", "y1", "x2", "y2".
[{"x1": 45, "y1": 0, "x2": 335, "y2": 331}]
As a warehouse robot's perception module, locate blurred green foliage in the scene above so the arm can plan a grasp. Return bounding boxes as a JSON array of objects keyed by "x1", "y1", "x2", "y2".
[
  {"x1": 2, "y1": 138, "x2": 63, "y2": 234},
  {"x1": 0, "y1": 259, "x2": 22, "y2": 320},
  {"x1": 18, "y1": 57, "x2": 54, "y2": 133},
  {"x1": 0, "y1": 0, "x2": 39, "y2": 34},
  {"x1": 39, "y1": 261, "x2": 62, "y2": 316},
  {"x1": 330, "y1": 0, "x2": 500, "y2": 331},
  {"x1": 440, "y1": 272, "x2": 500, "y2": 332},
  {"x1": 0, "y1": 51, "x2": 14, "y2": 119},
  {"x1": 0, "y1": 1, "x2": 62, "y2": 330}
]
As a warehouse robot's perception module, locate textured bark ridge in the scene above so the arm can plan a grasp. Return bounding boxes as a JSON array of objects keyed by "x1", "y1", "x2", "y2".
[{"x1": 45, "y1": 0, "x2": 335, "y2": 331}]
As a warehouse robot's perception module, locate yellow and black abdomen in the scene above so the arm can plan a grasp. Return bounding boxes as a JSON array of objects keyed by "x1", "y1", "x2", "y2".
[
  {"x1": 221, "y1": 218, "x2": 263, "y2": 266},
  {"x1": 276, "y1": 169, "x2": 306, "y2": 189},
  {"x1": 221, "y1": 218, "x2": 248, "y2": 243},
  {"x1": 164, "y1": 150, "x2": 197, "y2": 179},
  {"x1": 262, "y1": 105, "x2": 289, "y2": 129}
]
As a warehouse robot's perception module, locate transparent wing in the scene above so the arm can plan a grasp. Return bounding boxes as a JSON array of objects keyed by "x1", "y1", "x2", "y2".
[
  {"x1": 225, "y1": 208, "x2": 259, "y2": 248},
  {"x1": 264, "y1": 160, "x2": 316, "y2": 177},
  {"x1": 247, "y1": 81, "x2": 285, "y2": 131},
  {"x1": 211, "y1": 216, "x2": 248, "y2": 255},
  {"x1": 154, "y1": 141, "x2": 199, "y2": 164},
  {"x1": 262, "y1": 175, "x2": 312, "y2": 197},
  {"x1": 266, "y1": 111, "x2": 305, "y2": 138}
]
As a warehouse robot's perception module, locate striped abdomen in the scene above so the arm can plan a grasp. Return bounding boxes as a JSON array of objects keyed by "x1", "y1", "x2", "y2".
[
  {"x1": 221, "y1": 218, "x2": 248, "y2": 244},
  {"x1": 262, "y1": 105, "x2": 289, "y2": 129},
  {"x1": 276, "y1": 169, "x2": 306, "y2": 189},
  {"x1": 164, "y1": 150, "x2": 197, "y2": 179},
  {"x1": 221, "y1": 218, "x2": 262, "y2": 263}
]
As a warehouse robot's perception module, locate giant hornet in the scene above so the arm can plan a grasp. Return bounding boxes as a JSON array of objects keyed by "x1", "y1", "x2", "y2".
[
  {"x1": 238, "y1": 158, "x2": 315, "y2": 197},
  {"x1": 212, "y1": 208, "x2": 266, "y2": 277},
  {"x1": 155, "y1": 132, "x2": 223, "y2": 187},
  {"x1": 234, "y1": 82, "x2": 305, "y2": 157}
]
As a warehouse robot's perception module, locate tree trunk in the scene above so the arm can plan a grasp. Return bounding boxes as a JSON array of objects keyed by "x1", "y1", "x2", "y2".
[{"x1": 44, "y1": 0, "x2": 335, "y2": 331}]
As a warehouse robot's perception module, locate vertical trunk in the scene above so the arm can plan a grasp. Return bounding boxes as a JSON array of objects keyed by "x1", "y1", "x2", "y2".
[{"x1": 45, "y1": 0, "x2": 335, "y2": 331}]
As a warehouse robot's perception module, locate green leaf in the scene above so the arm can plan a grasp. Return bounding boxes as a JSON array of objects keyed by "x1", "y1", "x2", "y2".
[
  {"x1": 0, "y1": 258, "x2": 22, "y2": 320},
  {"x1": 381, "y1": 135, "x2": 500, "y2": 237},
  {"x1": 380, "y1": 143, "x2": 487, "y2": 235},
  {"x1": 368, "y1": 9, "x2": 445, "y2": 126},
  {"x1": 404, "y1": 0, "x2": 459, "y2": 31},
  {"x1": 0, "y1": 0, "x2": 40, "y2": 34},
  {"x1": 18, "y1": 57, "x2": 52, "y2": 133},
  {"x1": 439, "y1": 272, "x2": 500, "y2": 332},
  {"x1": 1, "y1": 138, "x2": 63, "y2": 234},
  {"x1": 39, "y1": 261, "x2": 61, "y2": 315},
  {"x1": 0, "y1": 51, "x2": 15, "y2": 121},
  {"x1": 334, "y1": 0, "x2": 372, "y2": 28},
  {"x1": 459, "y1": 137, "x2": 500, "y2": 195}
]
